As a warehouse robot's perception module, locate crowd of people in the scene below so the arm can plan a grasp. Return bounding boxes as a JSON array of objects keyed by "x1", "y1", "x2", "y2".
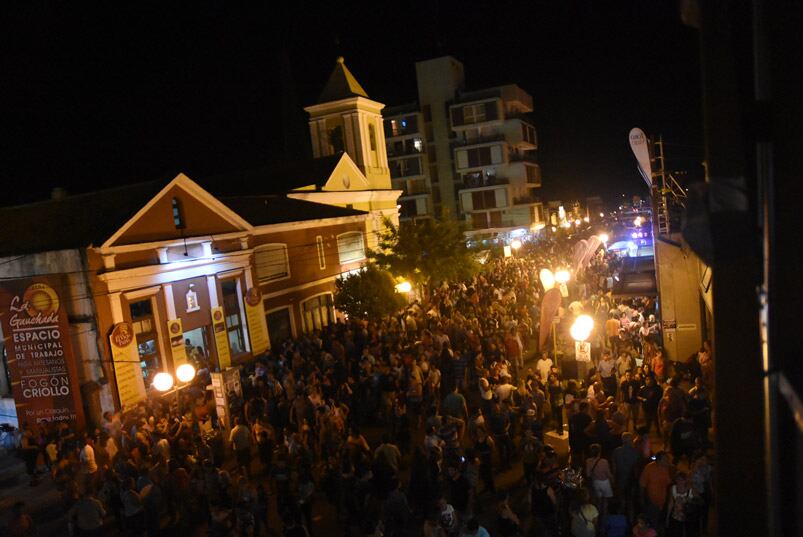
[{"x1": 6, "y1": 233, "x2": 715, "y2": 537}]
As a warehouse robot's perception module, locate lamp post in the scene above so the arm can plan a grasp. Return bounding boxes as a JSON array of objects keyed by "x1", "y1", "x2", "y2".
[
  {"x1": 571, "y1": 315, "x2": 594, "y2": 376},
  {"x1": 152, "y1": 363, "x2": 197, "y2": 412}
]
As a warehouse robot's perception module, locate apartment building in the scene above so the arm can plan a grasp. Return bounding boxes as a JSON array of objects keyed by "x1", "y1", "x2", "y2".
[{"x1": 383, "y1": 56, "x2": 546, "y2": 238}]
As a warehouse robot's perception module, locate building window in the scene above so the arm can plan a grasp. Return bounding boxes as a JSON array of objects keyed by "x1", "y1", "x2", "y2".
[
  {"x1": 316, "y1": 236, "x2": 326, "y2": 270},
  {"x1": 301, "y1": 294, "x2": 334, "y2": 333},
  {"x1": 456, "y1": 145, "x2": 503, "y2": 169},
  {"x1": 337, "y1": 231, "x2": 365, "y2": 265},
  {"x1": 254, "y1": 244, "x2": 290, "y2": 282},
  {"x1": 389, "y1": 156, "x2": 422, "y2": 178},
  {"x1": 129, "y1": 298, "x2": 160, "y2": 381},
  {"x1": 172, "y1": 197, "x2": 185, "y2": 229},
  {"x1": 464, "y1": 104, "x2": 486, "y2": 124},
  {"x1": 526, "y1": 165, "x2": 540, "y2": 184},
  {"x1": 521, "y1": 123, "x2": 537, "y2": 145},
  {"x1": 472, "y1": 190, "x2": 498, "y2": 210},
  {"x1": 221, "y1": 280, "x2": 246, "y2": 354}
]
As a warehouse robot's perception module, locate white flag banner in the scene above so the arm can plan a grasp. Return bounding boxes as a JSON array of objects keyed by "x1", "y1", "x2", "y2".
[{"x1": 629, "y1": 128, "x2": 652, "y2": 187}]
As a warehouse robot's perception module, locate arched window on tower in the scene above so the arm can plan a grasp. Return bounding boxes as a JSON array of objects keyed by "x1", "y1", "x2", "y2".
[
  {"x1": 329, "y1": 126, "x2": 344, "y2": 153},
  {"x1": 368, "y1": 123, "x2": 378, "y2": 167}
]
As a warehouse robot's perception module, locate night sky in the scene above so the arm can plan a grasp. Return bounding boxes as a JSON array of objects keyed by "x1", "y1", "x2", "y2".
[{"x1": 1, "y1": 1, "x2": 703, "y2": 208}]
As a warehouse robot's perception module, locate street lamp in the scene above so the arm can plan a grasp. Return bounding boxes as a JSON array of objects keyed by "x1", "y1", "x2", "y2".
[
  {"x1": 555, "y1": 269, "x2": 570, "y2": 298},
  {"x1": 510, "y1": 239, "x2": 522, "y2": 251},
  {"x1": 395, "y1": 280, "x2": 412, "y2": 294},
  {"x1": 571, "y1": 314, "x2": 594, "y2": 368},
  {"x1": 598, "y1": 233, "x2": 609, "y2": 244},
  {"x1": 539, "y1": 268, "x2": 556, "y2": 290},
  {"x1": 570, "y1": 314, "x2": 594, "y2": 342},
  {"x1": 152, "y1": 372, "x2": 174, "y2": 392},
  {"x1": 176, "y1": 363, "x2": 197, "y2": 383}
]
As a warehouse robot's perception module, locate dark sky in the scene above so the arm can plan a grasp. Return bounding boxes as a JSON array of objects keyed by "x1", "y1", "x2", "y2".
[{"x1": 0, "y1": 1, "x2": 703, "y2": 208}]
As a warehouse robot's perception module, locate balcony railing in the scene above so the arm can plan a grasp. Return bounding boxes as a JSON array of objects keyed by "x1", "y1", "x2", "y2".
[
  {"x1": 461, "y1": 175, "x2": 509, "y2": 189},
  {"x1": 509, "y1": 151, "x2": 538, "y2": 163},
  {"x1": 513, "y1": 195, "x2": 542, "y2": 205},
  {"x1": 387, "y1": 145, "x2": 424, "y2": 158},
  {"x1": 451, "y1": 133, "x2": 506, "y2": 148}
]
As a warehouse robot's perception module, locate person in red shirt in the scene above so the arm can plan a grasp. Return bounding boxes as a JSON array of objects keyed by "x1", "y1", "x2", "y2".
[{"x1": 639, "y1": 451, "x2": 674, "y2": 529}]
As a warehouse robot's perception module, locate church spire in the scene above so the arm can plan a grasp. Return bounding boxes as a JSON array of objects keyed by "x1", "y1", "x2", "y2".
[{"x1": 317, "y1": 56, "x2": 369, "y2": 103}]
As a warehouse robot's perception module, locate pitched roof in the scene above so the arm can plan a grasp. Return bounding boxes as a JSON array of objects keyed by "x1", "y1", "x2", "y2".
[
  {"x1": 199, "y1": 153, "x2": 345, "y2": 195},
  {"x1": 317, "y1": 57, "x2": 369, "y2": 103},
  {"x1": 221, "y1": 195, "x2": 366, "y2": 227},
  {"x1": 0, "y1": 174, "x2": 367, "y2": 257},
  {"x1": 0, "y1": 181, "x2": 167, "y2": 256}
]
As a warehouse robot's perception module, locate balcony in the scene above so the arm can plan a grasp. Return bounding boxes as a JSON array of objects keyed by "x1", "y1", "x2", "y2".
[
  {"x1": 451, "y1": 133, "x2": 506, "y2": 149},
  {"x1": 461, "y1": 175, "x2": 509, "y2": 190},
  {"x1": 509, "y1": 151, "x2": 538, "y2": 164},
  {"x1": 512, "y1": 194, "x2": 541, "y2": 206},
  {"x1": 387, "y1": 146, "x2": 424, "y2": 158}
]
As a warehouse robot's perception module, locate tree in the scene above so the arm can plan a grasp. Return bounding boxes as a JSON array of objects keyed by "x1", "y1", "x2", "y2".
[
  {"x1": 334, "y1": 265, "x2": 405, "y2": 320},
  {"x1": 369, "y1": 218, "x2": 478, "y2": 290}
]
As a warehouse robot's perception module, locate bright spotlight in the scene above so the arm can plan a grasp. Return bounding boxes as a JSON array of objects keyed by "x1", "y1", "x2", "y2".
[
  {"x1": 395, "y1": 281, "x2": 412, "y2": 293},
  {"x1": 152, "y1": 372, "x2": 174, "y2": 392},
  {"x1": 176, "y1": 363, "x2": 196, "y2": 383}
]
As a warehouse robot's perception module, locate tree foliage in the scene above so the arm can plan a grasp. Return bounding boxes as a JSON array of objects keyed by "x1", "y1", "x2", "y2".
[
  {"x1": 334, "y1": 265, "x2": 405, "y2": 320},
  {"x1": 369, "y1": 218, "x2": 478, "y2": 289}
]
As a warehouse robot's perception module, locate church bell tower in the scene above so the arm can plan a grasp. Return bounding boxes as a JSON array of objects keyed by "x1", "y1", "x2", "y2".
[{"x1": 304, "y1": 57, "x2": 391, "y2": 189}]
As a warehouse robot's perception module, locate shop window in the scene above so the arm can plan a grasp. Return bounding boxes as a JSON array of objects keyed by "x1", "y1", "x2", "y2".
[
  {"x1": 183, "y1": 326, "x2": 210, "y2": 368},
  {"x1": 267, "y1": 307, "x2": 293, "y2": 346},
  {"x1": 337, "y1": 231, "x2": 365, "y2": 265},
  {"x1": 301, "y1": 294, "x2": 334, "y2": 333},
  {"x1": 254, "y1": 244, "x2": 290, "y2": 282},
  {"x1": 221, "y1": 280, "x2": 246, "y2": 354},
  {"x1": 129, "y1": 298, "x2": 161, "y2": 381}
]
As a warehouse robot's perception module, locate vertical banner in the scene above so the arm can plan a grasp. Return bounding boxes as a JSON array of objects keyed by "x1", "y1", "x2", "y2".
[
  {"x1": 538, "y1": 288, "x2": 563, "y2": 349},
  {"x1": 211, "y1": 307, "x2": 231, "y2": 369},
  {"x1": 244, "y1": 287, "x2": 269, "y2": 355},
  {"x1": 629, "y1": 127, "x2": 653, "y2": 188},
  {"x1": 167, "y1": 318, "x2": 188, "y2": 367},
  {"x1": 109, "y1": 322, "x2": 147, "y2": 410},
  {"x1": 0, "y1": 276, "x2": 85, "y2": 428}
]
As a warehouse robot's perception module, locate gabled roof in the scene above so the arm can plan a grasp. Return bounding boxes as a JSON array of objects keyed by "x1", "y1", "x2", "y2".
[
  {"x1": 0, "y1": 181, "x2": 167, "y2": 256},
  {"x1": 317, "y1": 57, "x2": 369, "y2": 103},
  {"x1": 200, "y1": 153, "x2": 346, "y2": 195},
  {"x1": 221, "y1": 195, "x2": 366, "y2": 227}
]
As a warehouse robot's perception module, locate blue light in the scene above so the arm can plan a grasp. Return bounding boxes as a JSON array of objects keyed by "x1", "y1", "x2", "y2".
[{"x1": 401, "y1": 120, "x2": 407, "y2": 128}]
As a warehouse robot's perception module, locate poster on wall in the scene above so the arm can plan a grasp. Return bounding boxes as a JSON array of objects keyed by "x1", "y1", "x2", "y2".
[
  {"x1": 108, "y1": 322, "x2": 147, "y2": 410},
  {"x1": 210, "y1": 307, "x2": 231, "y2": 369},
  {"x1": 0, "y1": 276, "x2": 85, "y2": 428},
  {"x1": 167, "y1": 318, "x2": 188, "y2": 367},
  {"x1": 244, "y1": 287, "x2": 270, "y2": 355}
]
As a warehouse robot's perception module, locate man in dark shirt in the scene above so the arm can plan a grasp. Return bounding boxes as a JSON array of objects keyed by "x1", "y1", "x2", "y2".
[
  {"x1": 489, "y1": 402, "x2": 514, "y2": 470},
  {"x1": 568, "y1": 401, "x2": 592, "y2": 466},
  {"x1": 638, "y1": 376, "x2": 663, "y2": 435},
  {"x1": 619, "y1": 370, "x2": 641, "y2": 431}
]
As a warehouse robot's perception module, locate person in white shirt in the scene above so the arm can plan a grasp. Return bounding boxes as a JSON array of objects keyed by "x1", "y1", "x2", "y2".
[
  {"x1": 80, "y1": 436, "x2": 98, "y2": 475},
  {"x1": 495, "y1": 375, "x2": 517, "y2": 402},
  {"x1": 536, "y1": 352, "x2": 554, "y2": 384}
]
